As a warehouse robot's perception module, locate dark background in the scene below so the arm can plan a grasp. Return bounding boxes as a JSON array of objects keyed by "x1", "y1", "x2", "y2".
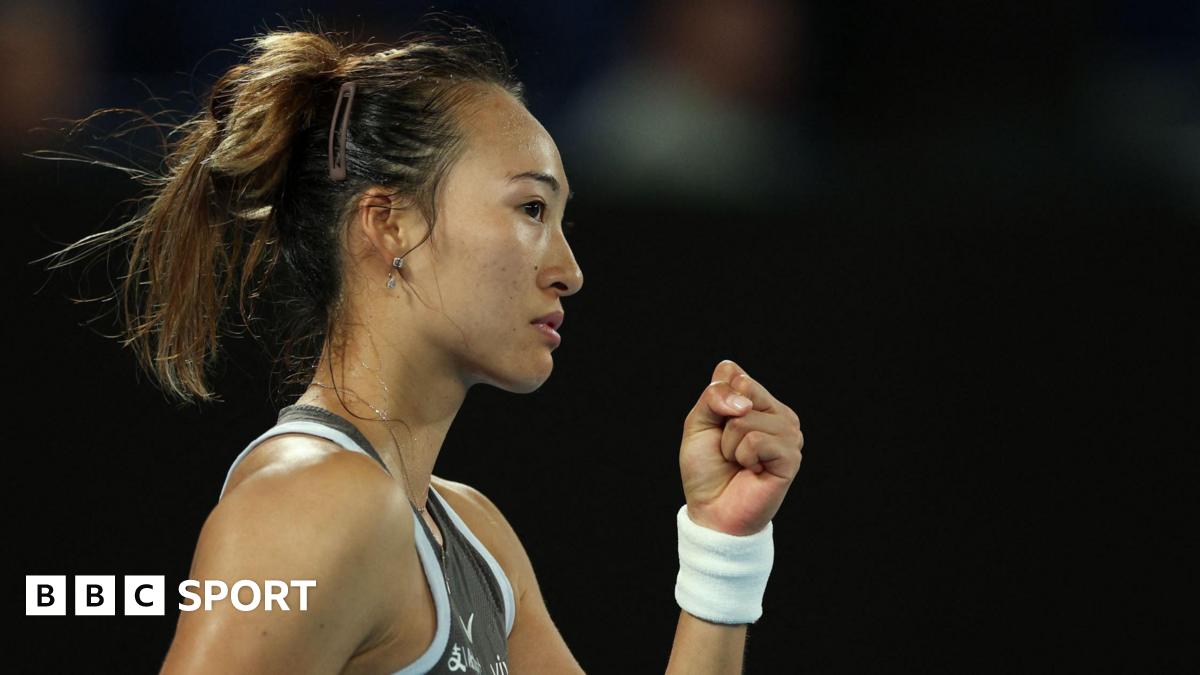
[{"x1": 8, "y1": 1, "x2": 1195, "y2": 672}]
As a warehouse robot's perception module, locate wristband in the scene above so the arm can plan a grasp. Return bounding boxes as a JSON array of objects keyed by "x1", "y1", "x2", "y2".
[{"x1": 674, "y1": 505, "x2": 774, "y2": 625}]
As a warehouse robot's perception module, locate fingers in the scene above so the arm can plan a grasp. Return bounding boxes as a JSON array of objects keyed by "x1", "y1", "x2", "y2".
[
  {"x1": 734, "y1": 432, "x2": 777, "y2": 473},
  {"x1": 715, "y1": 408, "x2": 772, "y2": 458},
  {"x1": 684, "y1": 378, "x2": 756, "y2": 436},
  {"x1": 712, "y1": 360, "x2": 791, "y2": 412},
  {"x1": 729, "y1": 371, "x2": 785, "y2": 415},
  {"x1": 686, "y1": 359, "x2": 801, "y2": 439},
  {"x1": 710, "y1": 359, "x2": 743, "y2": 388},
  {"x1": 712, "y1": 379, "x2": 755, "y2": 415},
  {"x1": 719, "y1": 410, "x2": 794, "y2": 462},
  {"x1": 715, "y1": 366, "x2": 805, "y2": 479},
  {"x1": 731, "y1": 425, "x2": 805, "y2": 480}
]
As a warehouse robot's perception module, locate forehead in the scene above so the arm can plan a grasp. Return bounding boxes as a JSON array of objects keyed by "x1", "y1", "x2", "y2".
[{"x1": 453, "y1": 87, "x2": 566, "y2": 186}]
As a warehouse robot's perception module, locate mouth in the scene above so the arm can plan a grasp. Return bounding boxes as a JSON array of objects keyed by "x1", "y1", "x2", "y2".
[
  {"x1": 530, "y1": 317, "x2": 561, "y2": 343},
  {"x1": 531, "y1": 311, "x2": 564, "y2": 332}
]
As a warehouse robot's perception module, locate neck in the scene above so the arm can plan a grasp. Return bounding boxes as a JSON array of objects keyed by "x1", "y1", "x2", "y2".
[{"x1": 295, "y1": 330, "x2": 468, "y2": 511}]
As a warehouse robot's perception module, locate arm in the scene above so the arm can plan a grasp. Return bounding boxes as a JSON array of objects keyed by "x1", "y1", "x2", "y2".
[
  {"x1": 666, "y1": 612, "x2": 747, "y2": 675},
  {"x1": 160, "y1": 452, "x2": 414, "y2": 674},
  {"x1": 668, "y1": 360, "x2": 803, "y2": 674},
  {"x1": 459, "y1": 360, "x2": 801, "y2": 675}
]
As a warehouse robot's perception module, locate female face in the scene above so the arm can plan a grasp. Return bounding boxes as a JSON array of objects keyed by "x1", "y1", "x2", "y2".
[{"x1": 395, "y1": 87, "x2": 583, "y2": 393}]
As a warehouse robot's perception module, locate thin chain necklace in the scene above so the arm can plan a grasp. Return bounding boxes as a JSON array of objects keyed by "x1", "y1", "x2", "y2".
[{"x1": 307, "y1": 361, "x2": 428, "y2": 515}]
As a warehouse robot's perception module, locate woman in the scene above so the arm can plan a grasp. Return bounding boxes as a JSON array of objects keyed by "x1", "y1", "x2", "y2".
[{"x1": 49, "y1": 23, "x2": 803, "y2": 674}]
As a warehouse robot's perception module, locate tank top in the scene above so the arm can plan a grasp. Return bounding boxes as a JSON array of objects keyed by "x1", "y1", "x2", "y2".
[{"x1": 217, "y1": 404, "x2": 514, "y2": 674}]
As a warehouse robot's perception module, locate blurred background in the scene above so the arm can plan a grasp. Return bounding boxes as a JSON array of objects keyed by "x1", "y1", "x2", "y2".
[{"x1": 8, "y1": 0, "x2": 1195, "y2": 672}]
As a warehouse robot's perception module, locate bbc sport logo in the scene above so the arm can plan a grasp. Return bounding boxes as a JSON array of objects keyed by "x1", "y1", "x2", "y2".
[{"x1": 25, "y1": 576, "x2": 316, "y2": 616}]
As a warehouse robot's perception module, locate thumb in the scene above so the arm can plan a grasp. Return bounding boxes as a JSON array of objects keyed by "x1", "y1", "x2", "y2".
[{"x1": 682, "y1": 378, "x2": 754, "y2": 438}]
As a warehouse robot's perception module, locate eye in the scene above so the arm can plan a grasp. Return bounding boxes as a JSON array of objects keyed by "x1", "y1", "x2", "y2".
[{"x1": 522, "y1": 200, "x2": 546, "y2": 222}]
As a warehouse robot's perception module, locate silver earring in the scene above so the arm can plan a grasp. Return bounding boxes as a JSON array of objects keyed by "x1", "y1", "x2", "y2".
[{"x1": 386, "y1": 256, "x2": 404, "y2": 289}]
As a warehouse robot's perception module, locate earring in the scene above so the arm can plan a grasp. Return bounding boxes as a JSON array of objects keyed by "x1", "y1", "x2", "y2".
[{"x1": 386, "y1": 256, "x2": 405, "y2": 289}]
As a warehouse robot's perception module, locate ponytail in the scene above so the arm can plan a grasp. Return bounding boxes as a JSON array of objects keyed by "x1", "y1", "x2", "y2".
[
  {"x1": 36, "y1": 21, "x2": 524, "y2": 405},
  {"x1": 42, "y1": 31, "x2": 345, "y2": 403}
]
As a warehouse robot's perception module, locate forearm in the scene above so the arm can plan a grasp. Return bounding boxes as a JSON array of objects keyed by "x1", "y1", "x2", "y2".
[{"x1": 664, "y1": 610, "x2": 747, "y2": 675}]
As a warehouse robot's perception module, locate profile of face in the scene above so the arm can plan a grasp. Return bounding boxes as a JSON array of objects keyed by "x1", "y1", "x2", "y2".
[{"x1": 354, "y1": 85, "x2": 584, "y2": 395}]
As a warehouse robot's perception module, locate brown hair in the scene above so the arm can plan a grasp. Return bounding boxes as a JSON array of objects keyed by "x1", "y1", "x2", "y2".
[{"x1": 37, "y1": 21, "x2": 524, "y2": 404}]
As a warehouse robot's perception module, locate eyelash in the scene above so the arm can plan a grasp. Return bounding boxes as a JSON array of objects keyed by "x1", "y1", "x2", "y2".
[
  {"x1": 521, "y1": 201, "x2": 577, "y2": 234},
  {"x1": 522, "y1": 201, "x2": 546, "y2": 221}
]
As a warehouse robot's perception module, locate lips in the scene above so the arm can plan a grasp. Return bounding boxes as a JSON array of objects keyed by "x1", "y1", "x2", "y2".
[{"x1": 531, "y1": 310, "x2": 564, "y2": 331}]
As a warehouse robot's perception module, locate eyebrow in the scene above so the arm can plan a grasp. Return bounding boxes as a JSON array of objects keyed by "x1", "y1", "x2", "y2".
[{"x1": 508, "y1": 171, "x2": 574, "y2": 202}]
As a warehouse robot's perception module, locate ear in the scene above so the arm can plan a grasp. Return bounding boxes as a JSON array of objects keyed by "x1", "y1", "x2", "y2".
[{"x1": 353, "y1": 187, "x2": 422, "y2": 266}]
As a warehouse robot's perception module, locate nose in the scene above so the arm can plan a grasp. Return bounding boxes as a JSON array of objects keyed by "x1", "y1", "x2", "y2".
[{"x1": 542, "y1": 230, "x2": 584, "y2": 297}]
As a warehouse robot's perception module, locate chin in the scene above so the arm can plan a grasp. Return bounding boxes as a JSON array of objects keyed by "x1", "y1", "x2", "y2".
[
  {"x1": 478, "y1": 352, "x2": 554, "y2": 394},
  {"x1": 512, "y1": 363, "x2": 553, "y2": 394}
]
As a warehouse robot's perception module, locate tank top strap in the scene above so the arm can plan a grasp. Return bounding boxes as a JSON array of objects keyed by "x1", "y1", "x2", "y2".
[
  {"x1": 425, "y1": 486, "x2": 517, "y2": 637},
  {"x1": 277, "y1": 404, "x2": 391, "y2": 473}
]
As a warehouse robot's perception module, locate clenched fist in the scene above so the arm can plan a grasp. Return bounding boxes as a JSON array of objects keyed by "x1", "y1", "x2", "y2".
[{"x1": 679, "y1": 360, "x2": 804, "y2": 536}]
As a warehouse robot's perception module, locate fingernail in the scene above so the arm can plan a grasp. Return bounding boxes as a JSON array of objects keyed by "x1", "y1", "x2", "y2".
[{"x1": 728, "y1": 394, "x2": 752, "y2": 410}]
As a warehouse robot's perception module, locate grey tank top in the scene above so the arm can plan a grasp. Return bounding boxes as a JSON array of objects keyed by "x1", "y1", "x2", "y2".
[{"x1": 218, "y1": 404, "x2": 514, "y2": 675}]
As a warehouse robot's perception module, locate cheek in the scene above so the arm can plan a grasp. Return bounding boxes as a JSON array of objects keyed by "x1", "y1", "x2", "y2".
[
  {"x1": 461, "y1": 229, "x2": 539, "y2": 316},
  {"x1": 481, "y1": 225, "x2": 541, "y2": 283}
]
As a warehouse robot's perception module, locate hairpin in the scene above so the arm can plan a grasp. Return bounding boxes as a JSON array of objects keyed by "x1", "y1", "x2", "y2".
[{"x1": 328, "y1": 81, "x2": 356, "y2": 181}]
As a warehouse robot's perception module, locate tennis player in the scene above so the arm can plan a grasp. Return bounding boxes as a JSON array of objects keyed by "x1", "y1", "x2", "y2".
[{"x1": 48, "y1": 23, "x2": 803, "y2": 674}]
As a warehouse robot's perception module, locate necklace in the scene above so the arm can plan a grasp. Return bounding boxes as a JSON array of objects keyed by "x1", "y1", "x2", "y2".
[{"x1": 306, "y1": 363, "x2": 427, "y2": 515}]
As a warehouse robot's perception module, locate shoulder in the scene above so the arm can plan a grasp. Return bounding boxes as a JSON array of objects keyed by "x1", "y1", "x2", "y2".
[
  {"x1": 431, "y1": 477, "x2": 508, "y2": 534},
  {"x1": 214, "y1": 436, "x2": 412, "y2": 547},
  {"x1": 209, "y1": 435, "x2": 416, "y2": 589},
  {"x1": 165, "y1": 440, "x2": 416, "y2": 670},
  {"x1": 222, "y1": 432, "x2": 392, "y2": 499},
  {"x1": 432, "y1": 476, "x2": 531, "y2": 601}
]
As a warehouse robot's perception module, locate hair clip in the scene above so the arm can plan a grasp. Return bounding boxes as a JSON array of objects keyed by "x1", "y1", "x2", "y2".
[{"x1": 328, "y1": 81, "x2": 356, "y2": 181}]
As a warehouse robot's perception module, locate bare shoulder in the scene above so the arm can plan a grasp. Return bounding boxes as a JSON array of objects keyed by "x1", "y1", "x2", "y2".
[
  {"x1": 163, "y1": 439, "x2": 416, "y2": 673},
  {"x1": 222, "y1": 432, "x2": 390, "y2": 499},
  {"x1": 208, "y1": 435, "x2": 418, "y2": 608},
  {"x1": 431, "y1": 476, "x2": 507, "y2": 529},
  {"x1": 214, "y1": 436, "x2": 413, "y2": 547}
]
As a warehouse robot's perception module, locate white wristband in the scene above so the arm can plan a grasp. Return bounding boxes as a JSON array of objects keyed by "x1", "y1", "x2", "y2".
[{"x1": 674, "y1": 505, "x2": 774, "y2": 625}]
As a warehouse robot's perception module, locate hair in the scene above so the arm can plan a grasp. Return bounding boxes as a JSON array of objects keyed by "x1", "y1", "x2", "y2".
[{"x1": 36, "y1": 19, "x2": 525, "y2": 405}]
